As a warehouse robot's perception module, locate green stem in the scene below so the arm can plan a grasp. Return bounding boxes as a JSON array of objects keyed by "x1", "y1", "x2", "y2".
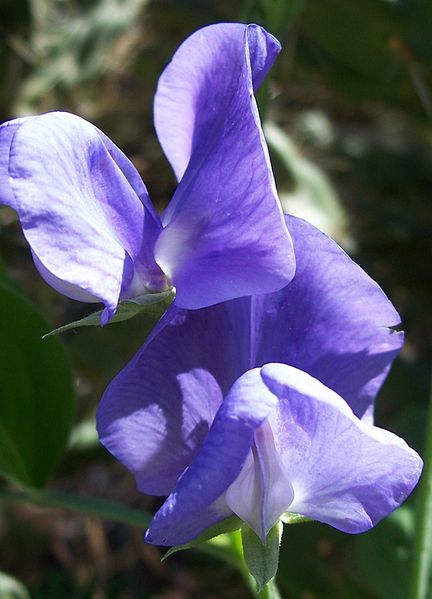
[
  {"x1": 258, "y1": 579, "x2": 282, "y2": 599},
  {"x1": 409, "y1": 371, "x2": 432, "y2": 599}
]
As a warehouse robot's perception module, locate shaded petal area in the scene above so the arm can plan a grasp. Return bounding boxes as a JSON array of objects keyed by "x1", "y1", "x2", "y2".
[
  {"x1": 3, "y1": 112, "x2": 163, "y2": 320},
  {"x1": 97, "y1": 302, "x2": 251, "y2": 497},
  {"x1": 146, "y1": 368, "x2": 278, "y2": 546},
  {"x1": 154, "y1": 23, "x2": 295, "y2": 309},
  {"x1": 261, "y1": 363, "x2": 422, "y2": 533},
  {"x1": 253, "y1": 215, "x2": 404, "y2": 420}
]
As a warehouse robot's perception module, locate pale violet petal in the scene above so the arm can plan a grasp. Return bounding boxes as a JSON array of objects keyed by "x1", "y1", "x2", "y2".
[{"x1": 261, "y1": 363, "x2": 423, "y2": 533}]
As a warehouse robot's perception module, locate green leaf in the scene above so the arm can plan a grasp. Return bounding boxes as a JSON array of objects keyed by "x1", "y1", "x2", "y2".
[
  {"x1": 0, "y1": 572, "x2": 31, "y2": 599},
  {"x1": 241, "y1": 521, "x2": 283, "y2": 593},
  {"x1": 0, "y1": 488, "x2": 152, "y2": 529},
  {"x1": 43, "y1": 289, "x2": 174, "y2": 337},
  {"x1": 163, "y1": 515, "x2": 241, "y2": 560},
  {"x1": 0, "y1": 284, "x2": 74, "y2": 488}
]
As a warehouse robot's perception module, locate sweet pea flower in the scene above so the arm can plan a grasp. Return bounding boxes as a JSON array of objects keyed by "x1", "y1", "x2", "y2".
[
  {"x1": 97, "y1": 215, "x2": 422, "y2": 546},
  {"x1": 0, "y1": 24, "x2": 294, "y2": 324}
]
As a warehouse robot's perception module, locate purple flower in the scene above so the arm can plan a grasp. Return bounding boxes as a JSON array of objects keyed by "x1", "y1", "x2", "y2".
[
  {"x1": 97, "y1": 215, "x2": 422, "y2": 546},
  {"x1": 0, "y1": 24, "x2": 294, "y2": 324}
]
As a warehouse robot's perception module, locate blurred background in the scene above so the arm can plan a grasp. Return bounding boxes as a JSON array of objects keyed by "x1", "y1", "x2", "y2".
[{"x1": 0, "y1": 0, "x2": 431, "y2": 597}]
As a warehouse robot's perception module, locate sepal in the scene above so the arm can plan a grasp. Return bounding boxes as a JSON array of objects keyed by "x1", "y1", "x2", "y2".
[
  {"x1": 162, "y1": 515, "x2": 241, "y2": 560},
  {"x1": 241, "y1": 520, "x2": 283, "y2": 593},
  {"x1": 43, "y1": 289, "x2": 174, "y2": 336}
]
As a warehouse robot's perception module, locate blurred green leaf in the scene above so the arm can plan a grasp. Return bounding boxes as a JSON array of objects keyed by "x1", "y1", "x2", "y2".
[
  {"x1": 355, "y1": 505, "x2": 423, "y2": 599},
  {"x1": 0, "y1": 487, "x2": 152, "y2": 529},
  {"x1": 0, "y1": 283, "x2": 74, "y2": 488},
  {"x1": 0, "y1": 571, "x2": 31, "y2": 599},
  {"x1": 277, "y1": 520, "x2": 378, "y2": 598},
  {"x1": 264, "y1": 121, "x2": 351, "y2": 246},
  {"x1": 67, "y1": 417, "x2": 99, "y2": 452}
]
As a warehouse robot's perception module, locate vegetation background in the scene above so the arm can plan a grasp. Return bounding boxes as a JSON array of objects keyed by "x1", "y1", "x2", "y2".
[{"x1": 0, "y1": 0, "x2": 431, "y2": 597}]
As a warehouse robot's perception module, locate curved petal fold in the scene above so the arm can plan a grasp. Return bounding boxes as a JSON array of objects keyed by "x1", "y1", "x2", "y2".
[
  {"x1": 145, "y1": 368, "x2": 278, "y2": 546},
  {"x1": 261, "y1": 363, "x2": 423, "y2": 533},
  {"x1": 154, "y1": 23, "x2": 295, "y2": 309},
  {"x1": 3, "y1": 112, "x2": 163, "y2": 317},
  {"x1": 154, "y1": 23, "x2": 280, "y2": 181}
]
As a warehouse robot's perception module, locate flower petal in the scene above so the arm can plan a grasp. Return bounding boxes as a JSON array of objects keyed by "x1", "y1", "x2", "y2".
[
  {"x1": 97, "y1": 301, "x2": 250, "y2": 496},
  {"x1": 225, "y1": 420, "x2": 294, "y2": 541},
  {"x1": 3, "y1": 112, "x2": 163, "y2": 318},
  {"x1": 0, "y1": 117, "x2": 34, "y2": 205},
  {"x1": 253, "y1": 215, "x2": 403, "y2": 420},
  {"x1": 261, "y1": 363, "x2": 423, "y2": 533},
  {"x1": 145, "y1": 368, "x2": 278, "y2": 546},
  {"x1": 154, "y1": 23, "x2": 280, "y2": 181},
  {"x1": 154, "y1": 24, "x2": 295, "y2": 309}
]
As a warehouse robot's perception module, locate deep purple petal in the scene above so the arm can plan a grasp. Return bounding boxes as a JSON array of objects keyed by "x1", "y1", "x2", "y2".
[
  {"x1": 97, "y1": 302, "x2": 250, "y2": 496},
  {"x1": 3, "y1": 112, "x2": 163, "y2": 316},
  {"x1": 252, "y1": 215, "x2": 403, "y2": 420},
  {"x1": 145, "y1": 368, "x2": 278, "y2": 546},
  {"x1": 154, "y1": 24, "x2": 295, "y2": 309},
  {"x1": 261, "y1": 363, "x2": 422, "y2": 533}
]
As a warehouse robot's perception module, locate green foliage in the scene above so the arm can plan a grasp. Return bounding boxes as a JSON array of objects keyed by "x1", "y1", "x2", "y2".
[
  {"x1": 11, "y1": 0, "x2": 150, "y2": 114},
  {"x1": 0, "y1": 283, "x2": 74, "y2": 488},
  {"x1": 0, "y1": 487, "x2": 153, "y2": 529},
  {"x1": 264, "y1": 121, "x2": 350, "y2": 246}
]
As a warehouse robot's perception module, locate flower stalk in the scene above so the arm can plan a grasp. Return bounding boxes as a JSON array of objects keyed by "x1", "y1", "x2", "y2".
[{"x1": 409, "y1": 370, "x2": 432, "y2": 599}]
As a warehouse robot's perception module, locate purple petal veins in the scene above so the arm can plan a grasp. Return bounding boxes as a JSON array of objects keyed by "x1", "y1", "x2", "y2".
[
  {"x1": 0, "y1": 23, "x2": 295, "y2": 321},
  {"x1": 97, "y1": 214, "x2": 422, "y2": 546}
]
